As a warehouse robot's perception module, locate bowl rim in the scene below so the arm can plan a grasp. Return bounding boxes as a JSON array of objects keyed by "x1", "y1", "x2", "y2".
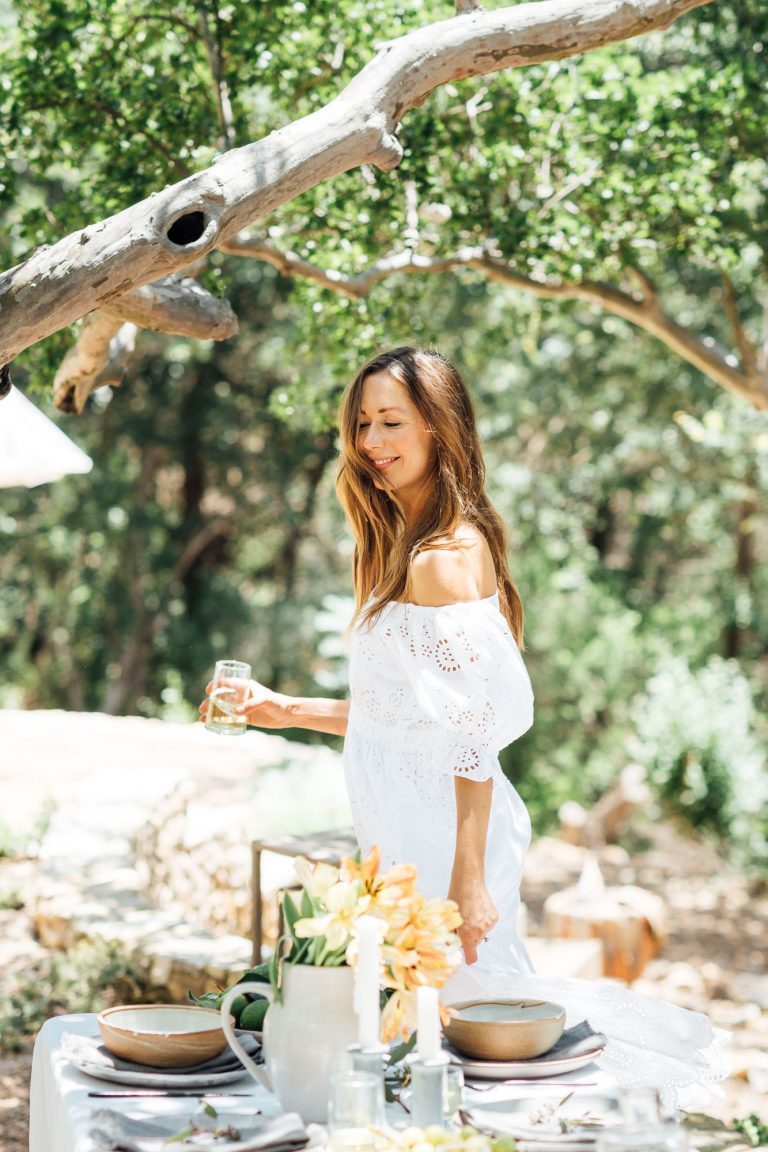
[
  {"x1": 97, "y1": 1004, "x2": 225, "y2": 1036},
  {"x1": 446, "y1": 998, "x2": 566, "y2": 1027}
]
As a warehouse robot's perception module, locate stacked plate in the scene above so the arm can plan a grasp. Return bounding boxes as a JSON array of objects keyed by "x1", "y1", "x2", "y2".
[
  {"x1": 460, "y1": 1093, "x2": 620, "y2": 1152},
  {"x1": 444, "y1": 1000, "x2": 605, "y2": 1080},
  {"x1": 444, "y1": 1002, "x2": 612, "y2": 1150}
]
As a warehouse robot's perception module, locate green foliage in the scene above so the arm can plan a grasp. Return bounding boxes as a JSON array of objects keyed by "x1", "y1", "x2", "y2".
[
  {"x1": 0, "y1": 798, "x2": 56, "y2": 859},
  {"x1": 0, "y1": 938, "x2": 148, "y2": 1051},
  {"x1": 629, "y1": 656, "x2": 768, "y2": 861},
  {"x1": 0, "y1": 0, "x2": 766, "y2": 868},
  {"x1": 732, "y1": 1113, "x2": 768, "y2": 1148}
]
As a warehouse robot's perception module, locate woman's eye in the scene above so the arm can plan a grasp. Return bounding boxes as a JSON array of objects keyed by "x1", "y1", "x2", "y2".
[
  {"x1": 358, "y1": 423, "x2": 370, "y2": 431},
  {"x1": 384, "y1": 422, "x2": 401, "y2": 428}
]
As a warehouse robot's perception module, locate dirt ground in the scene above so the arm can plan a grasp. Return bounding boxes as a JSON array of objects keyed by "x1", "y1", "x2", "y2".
[{"x1": 1, "y1": 822, "x2": 766, "y2": 1151}]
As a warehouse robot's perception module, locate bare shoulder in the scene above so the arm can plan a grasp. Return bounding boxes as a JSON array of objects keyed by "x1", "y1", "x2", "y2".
[{"x1": 408, "y1": 524, "x2": 497, "y2": 606}]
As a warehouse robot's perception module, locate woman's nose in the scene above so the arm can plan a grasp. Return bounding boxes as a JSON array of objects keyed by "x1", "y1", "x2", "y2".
[{"x1": 363, "y1": 423, "x2": 382, "y2": 449}]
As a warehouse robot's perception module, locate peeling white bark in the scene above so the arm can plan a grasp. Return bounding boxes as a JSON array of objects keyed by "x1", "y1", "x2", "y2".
[{"x1": 0, "y1": 0, "x2": 712, "y2": 371}]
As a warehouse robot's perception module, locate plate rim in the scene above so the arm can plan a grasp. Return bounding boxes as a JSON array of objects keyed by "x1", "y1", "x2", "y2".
[
  {"x1": 71, "y1": 1057, "x2": 250, "y2": 1088},
  {"x1": 448, "y1": 1044, "x2": 605, "y2": 1079}
]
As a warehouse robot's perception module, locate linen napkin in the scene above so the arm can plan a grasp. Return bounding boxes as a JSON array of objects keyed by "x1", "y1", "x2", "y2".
[
  {"x1": 459, "y1": 1086, "x2": 618, "y2": 1150},
  {"x1": 63, "y1": 1030, "x2": 263, "y2": 1075},
  {"x1": 446, "y1": 1020, "x2": 607, "y2": 1066},
  {"x1": 89, "y1": 1108, "x2": 310, "y2": 1152}
]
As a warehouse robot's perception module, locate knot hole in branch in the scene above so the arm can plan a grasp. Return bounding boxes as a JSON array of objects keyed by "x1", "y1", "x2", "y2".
[
  {"x1": 166, "y1": 211, "x2": 208, "y2": 247},
  {"x1": 0, "y1": 363, "x2": 12, "y2": 399}
]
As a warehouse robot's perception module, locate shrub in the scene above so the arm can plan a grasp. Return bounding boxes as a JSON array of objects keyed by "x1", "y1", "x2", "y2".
[{"x1": 629, "y1": 656, "x2": 768, "y2": 864}]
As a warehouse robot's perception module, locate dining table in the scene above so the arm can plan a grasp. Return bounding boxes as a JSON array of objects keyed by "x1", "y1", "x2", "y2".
[{"x1": 29, "y1": 1011, "x2": 623, "y2": 1152}]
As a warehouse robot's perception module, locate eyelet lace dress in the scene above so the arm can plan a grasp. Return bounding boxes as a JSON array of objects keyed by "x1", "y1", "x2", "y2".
[{"x1": 344, "y1": 594, "x2": 729, "y2": 1108}]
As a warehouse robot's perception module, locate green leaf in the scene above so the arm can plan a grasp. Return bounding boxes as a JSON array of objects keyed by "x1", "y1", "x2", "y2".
[
  {"x1": 164, "y1": 1127, "x2": 196, "y2": 1145},
  {"x1": 238, "y1": 963, "x2": 271, "y2": 984},
  {"x1": 388, "y1": 1031, "x2": 417, "y2": 1065},
  {"x1": 282, "y1": 891, "x2": 302, "y2": 938}
]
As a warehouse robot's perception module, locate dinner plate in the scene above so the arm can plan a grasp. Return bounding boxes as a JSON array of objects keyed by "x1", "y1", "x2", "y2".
[
  {"x1": 71, "y1": 1057, "x2": 250, "y2": 1089},
  {"x1": 447, "y1": 1044, "x2": 605, "y2": 1080},
  {"x1": 461, "y1": 1091, "x2": 619, "y2": 1148}
]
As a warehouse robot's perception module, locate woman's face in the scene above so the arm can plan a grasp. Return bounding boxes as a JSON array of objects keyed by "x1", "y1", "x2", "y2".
[{"x1": 357, "y1": 370, "x2": 436, "y2": 514}]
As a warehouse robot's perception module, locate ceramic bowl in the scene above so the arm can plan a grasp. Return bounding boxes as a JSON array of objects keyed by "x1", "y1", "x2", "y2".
[
  {"x1": 444, "y1": 999, "x2": 566, "y2": 1061},
  {"x1": 97, "y1": 1004, "x2": 229, "y2": 1068}
]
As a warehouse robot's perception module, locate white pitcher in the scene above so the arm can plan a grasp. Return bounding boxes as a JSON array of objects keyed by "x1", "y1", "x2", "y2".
[{"x1": 221, "y1": 965, "x2": 359, "y2": 1122}]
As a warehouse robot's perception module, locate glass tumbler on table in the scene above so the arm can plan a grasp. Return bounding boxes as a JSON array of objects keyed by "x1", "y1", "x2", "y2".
[
  {"x1": 327, "y1": 1070, "x2": 382, "y2": 1152},
  {"x1": 205, "y1": 660, "x2": 251, "y2": 735},
  {"x1": 444, "y1": 1065, "x2": 464, "y2": 1123},
  {"x1": 595, "y1": 1087, "x2": 688, "y2": 1152}
]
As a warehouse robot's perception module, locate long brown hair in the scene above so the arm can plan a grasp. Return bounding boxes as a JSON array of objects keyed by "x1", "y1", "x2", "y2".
[{"x1": 336, "y1": 347, "x2": 525, "y2": 647}]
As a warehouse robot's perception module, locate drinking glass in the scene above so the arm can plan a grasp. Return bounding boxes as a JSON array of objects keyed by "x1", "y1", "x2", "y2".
[
  {"x1": 444, "y1": 1065, "x2": 464, "y2": 1122},
  {"x1": 595, "y1": 1088, "x2": 688, "y2": 1152},
  {"x1": 205, "y1": 659, "x2": 251, "y2": 735},
  {"x1": 327, "y1": 1070, "x2": 382, "y2": 1152}
]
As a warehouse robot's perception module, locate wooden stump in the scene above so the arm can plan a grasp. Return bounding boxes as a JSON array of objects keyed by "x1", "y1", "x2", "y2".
[{"x1": 543, "y1": 885, "x2": 666, "y2": 983}]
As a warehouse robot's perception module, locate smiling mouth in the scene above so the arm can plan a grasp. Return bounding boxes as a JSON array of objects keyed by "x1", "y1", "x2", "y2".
[{"x1": 370, "y1": 457, "x2": 399, "y2": 469}]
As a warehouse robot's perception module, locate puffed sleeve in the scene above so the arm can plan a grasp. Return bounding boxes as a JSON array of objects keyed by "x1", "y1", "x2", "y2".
[{"x1": 389, "y1": 599, "x2": 534, "y2": 781}]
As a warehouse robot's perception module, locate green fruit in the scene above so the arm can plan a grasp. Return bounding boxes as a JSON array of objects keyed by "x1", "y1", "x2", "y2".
[
  {"x1": 228, "y1": 995, "x2": 248, "y2": 1024},
  {"x1": 239, "y1": 998, "x2": 269, "y2": 1031}
]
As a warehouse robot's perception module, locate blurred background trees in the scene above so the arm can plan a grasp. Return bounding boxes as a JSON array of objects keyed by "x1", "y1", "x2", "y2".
[{"x1": 0, "y1": 0, "x2": 766, "y2": 863}]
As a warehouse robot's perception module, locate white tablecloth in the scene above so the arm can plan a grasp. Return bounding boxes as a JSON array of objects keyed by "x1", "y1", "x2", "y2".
[
  {"x1": 30, "y1": 1013, "x2": 618, "y2": 1152},
  {"x1": 29, "y1": 1014, "x2": 275, "y2": 1152}
]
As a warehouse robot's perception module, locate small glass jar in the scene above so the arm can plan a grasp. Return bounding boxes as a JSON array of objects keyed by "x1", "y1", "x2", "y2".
[{"x1": 595, "y1": 1088, "x2": 688, "y2": 1152}]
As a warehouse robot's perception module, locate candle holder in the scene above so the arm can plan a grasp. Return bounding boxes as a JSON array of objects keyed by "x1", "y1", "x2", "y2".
[
  {"x1": 347, "y1": 1043, "x2": 388, "y2": 1126},
  {"x1": 409, "y1": 1053, "x2": 450, "y2": 1129},
  {"x1": 349, "y1": 1043, "x2": 390, "y2": 1079}
]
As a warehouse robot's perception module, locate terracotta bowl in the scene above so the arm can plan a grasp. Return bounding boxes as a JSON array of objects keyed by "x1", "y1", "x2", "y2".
[
  {"x1": 97, "y1": 1005, "x2": 229, "y2": 1068},
  {"x1": 444, "y1": 999, "x2": 566, "y2": 1061}
]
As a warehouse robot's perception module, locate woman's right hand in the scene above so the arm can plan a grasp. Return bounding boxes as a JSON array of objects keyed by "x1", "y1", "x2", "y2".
[{"x1": 199, "y1": 679, "x2": 291, "y2": 730}]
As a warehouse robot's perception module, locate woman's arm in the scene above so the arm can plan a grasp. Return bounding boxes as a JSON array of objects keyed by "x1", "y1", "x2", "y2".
[
  {"x1": 448, "y1": 776, "x2": 499, "y2": 964},
  {"x1": 408, "y1": 533, "x2": 501, "y2": 963},
  {"x1": 200, "y1": 683, "x2": 349, "y2": 737}
]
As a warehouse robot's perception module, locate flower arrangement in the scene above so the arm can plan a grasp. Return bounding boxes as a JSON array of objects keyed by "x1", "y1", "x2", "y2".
[{"x1": 279, "y1": 845, "x2": 462, "y2": 1041}]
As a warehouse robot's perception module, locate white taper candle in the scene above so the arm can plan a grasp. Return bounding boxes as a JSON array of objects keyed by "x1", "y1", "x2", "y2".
[
  {"x1": 416, "y1": 985, "x2": 441, "y2": 1060},
  {"x1": 354, "y1": 916, "x2": 381, "y2": 1048}
]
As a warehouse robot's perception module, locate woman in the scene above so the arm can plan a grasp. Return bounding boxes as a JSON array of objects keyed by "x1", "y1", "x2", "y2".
[{"x1": 201, "y1": 347, "x2": 726, "y2": 1104}]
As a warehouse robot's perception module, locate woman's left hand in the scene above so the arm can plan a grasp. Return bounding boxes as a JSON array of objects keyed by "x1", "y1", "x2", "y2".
[{"x1": 447, "y1": 873, "x2": 498, "y2": 965}]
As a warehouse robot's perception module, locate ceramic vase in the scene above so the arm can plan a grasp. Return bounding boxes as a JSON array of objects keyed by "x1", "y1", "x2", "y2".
[{"x1": 265, "y1": 963, "x2": 358, "y2": 1122}]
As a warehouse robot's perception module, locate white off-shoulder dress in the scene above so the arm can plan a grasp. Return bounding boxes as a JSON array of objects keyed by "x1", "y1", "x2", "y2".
[{"x1": 344, "y1": 593, "x2": 728, "y2": 1107}]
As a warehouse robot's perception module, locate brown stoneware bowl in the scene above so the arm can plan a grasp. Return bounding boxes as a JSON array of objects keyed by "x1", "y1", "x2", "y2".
[
  {"x1": 97, "y1": 1004, "x2": 229, "y2": 1068},
  {"x1": 444, "y1": 999, "x2": 566, "y2": 1061}
]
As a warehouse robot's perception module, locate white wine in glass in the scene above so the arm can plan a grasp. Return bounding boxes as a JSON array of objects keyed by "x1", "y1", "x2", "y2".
[{"x1": 205, "y1": 660, "x2": 251, "y2": 735}]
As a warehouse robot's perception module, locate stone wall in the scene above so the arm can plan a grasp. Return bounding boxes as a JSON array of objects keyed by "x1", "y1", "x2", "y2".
[
  {"x1": 132, "y1": 744, "x2": 352, "y2": 943},
  {"x1": 134, "y1": 784, "x2": 255, "y2": 938}
]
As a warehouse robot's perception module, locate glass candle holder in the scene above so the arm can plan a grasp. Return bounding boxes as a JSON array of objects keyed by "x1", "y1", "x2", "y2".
[{"x1": 328, "y1": 1070, "x2": 382, "y2": 1152}]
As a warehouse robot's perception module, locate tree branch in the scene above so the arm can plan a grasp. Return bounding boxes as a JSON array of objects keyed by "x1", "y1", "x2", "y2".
[
  {"x1": 100, "y1": 277, "x2": 238, "y2": 339},
  {"x1": 196, "y1": 4, "x2": 236, "y2": 151},
  {"x1": 53, "y1": 319, "x2": 138, "y2": 414},
  {"x1": 721, "y1": 271, "x2": 759, "y2": 378},
  {"x1": 53, "y1": 313, "x2": 127, "y2": 415},
  {"x1": 225, "y1": 236, "x2": 768, "y2": 410},
  {"x1": 52, "y1": 278, "x2": 237, "y2": 413},
  {"x1": 0, "y1": 0, "x2": 713, "y2": 369}
]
